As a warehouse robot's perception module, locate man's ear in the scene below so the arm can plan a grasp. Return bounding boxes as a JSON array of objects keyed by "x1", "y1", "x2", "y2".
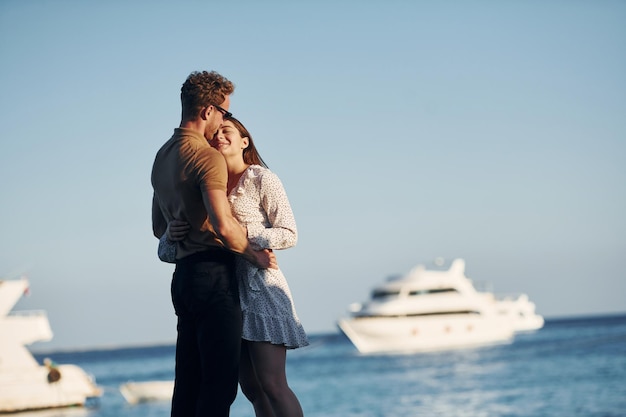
[{"x1": 200, "y1": 106, "x2": 211, "y2": 121}]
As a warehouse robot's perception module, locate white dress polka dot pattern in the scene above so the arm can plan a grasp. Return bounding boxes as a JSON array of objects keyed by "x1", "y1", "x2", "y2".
[{"x1": 229, "y1": 165, "x2": 308, "y2": 349}]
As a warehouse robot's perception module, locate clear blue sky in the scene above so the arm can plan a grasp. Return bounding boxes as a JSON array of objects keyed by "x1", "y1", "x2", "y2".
[{"x1": 1, "y1": 1, "x2": 624, "y2": 350}]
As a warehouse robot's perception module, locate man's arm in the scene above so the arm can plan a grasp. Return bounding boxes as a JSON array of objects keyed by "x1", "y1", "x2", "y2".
[
  {"x1": 203, "y1": 189, "x2": 276, "y2": 269},
  {"x1": 152, "y1": 193, "x2": 167, "y2": 238}
]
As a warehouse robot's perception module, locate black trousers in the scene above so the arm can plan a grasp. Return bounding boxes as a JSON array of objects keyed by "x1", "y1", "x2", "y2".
[{"x1": 170, "y1": 250, "x2": 241, "y2": 417}]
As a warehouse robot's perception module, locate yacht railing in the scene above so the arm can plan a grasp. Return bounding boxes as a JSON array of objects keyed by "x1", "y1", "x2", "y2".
[{"x1": 7, "y1": 310, "x2": 48, "y2": 318}]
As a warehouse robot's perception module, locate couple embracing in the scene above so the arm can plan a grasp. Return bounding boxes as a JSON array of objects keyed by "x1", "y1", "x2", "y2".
[{"x1": 151, "y1": 70, "x2": 308, "y2": 417}]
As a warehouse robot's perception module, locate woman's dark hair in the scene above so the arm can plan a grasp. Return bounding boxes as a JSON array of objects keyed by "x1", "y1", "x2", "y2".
[{"x1": 227, "y1": 117, "x2": 268, "y2": 168}]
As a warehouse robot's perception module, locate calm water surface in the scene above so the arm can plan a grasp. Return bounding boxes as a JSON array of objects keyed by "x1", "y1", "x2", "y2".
[{"x1": 21, "y1": 314, "x2": 626, "y2": 417}]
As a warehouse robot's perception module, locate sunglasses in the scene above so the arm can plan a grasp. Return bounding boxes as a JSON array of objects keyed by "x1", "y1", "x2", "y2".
[{"x1": 212, "y1": 103, "x2": 232, "y2": 119}]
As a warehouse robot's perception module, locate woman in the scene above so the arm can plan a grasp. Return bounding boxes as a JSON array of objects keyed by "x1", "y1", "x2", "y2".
[{"x1": 160, "y1": 117, "x2": 308, "y2": 417}]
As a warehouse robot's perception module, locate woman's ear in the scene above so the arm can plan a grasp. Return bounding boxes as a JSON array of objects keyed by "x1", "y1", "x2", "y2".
[{"x1": 242, "y1": 137, "x2": 250, "y2": 149}]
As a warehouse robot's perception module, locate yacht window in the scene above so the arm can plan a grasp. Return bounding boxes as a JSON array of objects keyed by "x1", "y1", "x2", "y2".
[
  {"x1": 372, "y1": 289, "x2": 400, "y2": 299},
  {"x1": 355, "y1": 310, "x2": 481, "y2": 319},
  {"x1": 408, "y1": 288, "x2": 458, "y2": 296}
]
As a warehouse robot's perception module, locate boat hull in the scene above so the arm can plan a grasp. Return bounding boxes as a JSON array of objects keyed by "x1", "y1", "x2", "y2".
[
  {"x1": 119, "y1": 380, "x2": 174, "y2": 404},
  {"x1": 0, "y1": 364, "x2": 101, "y2": 413},
  {"x1": 1, "y1": 278, "x2": 102, "y2": 413},
  {"x1": 338, "y1": 314, "x2": 514, "y2": 354}
]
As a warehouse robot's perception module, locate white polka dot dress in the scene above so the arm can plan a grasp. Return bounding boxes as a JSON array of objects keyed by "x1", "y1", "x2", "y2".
[
  {"x1": 157, "y1": 165, "x2": 309, "y2": 348},
  {"x1": 229, "y1": 165, "x2": 309, "y2": 349}
]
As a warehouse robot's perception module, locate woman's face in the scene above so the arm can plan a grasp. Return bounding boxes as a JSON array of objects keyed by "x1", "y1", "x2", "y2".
[{"x1": 209, "y1": 120, "x2": 248, "y2": 158}]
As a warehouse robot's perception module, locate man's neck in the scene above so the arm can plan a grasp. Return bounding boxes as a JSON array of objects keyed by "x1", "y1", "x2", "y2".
[{"x1": 179, "y1": 119, "x2": 205, "y2": 137}]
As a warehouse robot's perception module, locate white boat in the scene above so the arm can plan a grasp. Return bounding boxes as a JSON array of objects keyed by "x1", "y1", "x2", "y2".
[
  {"x1": 0, "y1": 277, "x2": 102, "y2": 413},
  {"x1": 119, "y1": 380, "x2": 174, "y2": 404},
  {"x1": 337, "y1": 259, "x2": 542, "y2": 354}
]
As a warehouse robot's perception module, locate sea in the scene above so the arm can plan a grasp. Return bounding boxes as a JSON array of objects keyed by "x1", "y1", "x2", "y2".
[{"x1": 22, "y1": 314, "x2": 626, "y2": 417}]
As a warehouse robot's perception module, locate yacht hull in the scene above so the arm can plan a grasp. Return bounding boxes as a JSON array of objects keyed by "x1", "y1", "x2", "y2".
[
  {"x1": 0, "y1": 364, "x2": 101, "y2": 413},
  {"x1": 338, "y1": 314, "x2": 514, "y2": 354}
]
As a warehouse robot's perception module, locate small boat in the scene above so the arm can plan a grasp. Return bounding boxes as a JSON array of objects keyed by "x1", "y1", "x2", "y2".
[
  {"x1": 337, "y1": 259, "x2": 542, "y2": 354},
  {"x1": 0, "y1": 277, "x2": 102, "y2": 413},
  {"x1": 119, "y1": 380, "x2": 174, "y2": 404}
]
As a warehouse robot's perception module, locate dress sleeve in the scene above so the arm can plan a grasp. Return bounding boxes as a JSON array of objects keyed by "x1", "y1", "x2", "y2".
[
  {"x1": 247, "y1": 171, "x2": 298, "y2": 250},
  {"x1": 158, "y1": 233, "x2": 177, "y2": 263}
]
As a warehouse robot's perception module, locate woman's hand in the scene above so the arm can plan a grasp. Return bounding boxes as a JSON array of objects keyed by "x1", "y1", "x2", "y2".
[
  {"x1": 252, "y1": 248, "x2": 278, "y2": 269},
  {"x1": 166, "y1": 219, "x2": 190, "y2": 242}
]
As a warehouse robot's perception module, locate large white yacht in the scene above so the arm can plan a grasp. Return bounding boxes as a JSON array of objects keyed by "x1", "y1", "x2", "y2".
[
  {"x1": 337, "y1": 259, "x2": 543, "y2": 354},
  {"x1": 0, "y1": 277, "x2": 102, "y2": 413}
]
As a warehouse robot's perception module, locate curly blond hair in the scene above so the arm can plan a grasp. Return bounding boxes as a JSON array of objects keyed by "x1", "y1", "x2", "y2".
[{"x1": 180, "y1": 71, "x2": 235, "y2": 120}]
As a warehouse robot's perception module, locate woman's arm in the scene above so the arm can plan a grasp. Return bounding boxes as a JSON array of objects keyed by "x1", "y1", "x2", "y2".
[
  {"x1": 157, "y1": 220, "x2": 190, "y2": 263},
  {"x1": 247, "y1": 171, "x2": 298, "y2": 250},
  {"x1": 158, "y1": 233, "x2": 177, "y2": 263}
]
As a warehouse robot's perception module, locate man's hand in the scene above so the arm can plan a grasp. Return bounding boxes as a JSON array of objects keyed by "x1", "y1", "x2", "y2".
[
  {"x1": 166, "y1": 219, "x2": 190, "y2": 241},
  {"x1": 167, "y1": 217, "x2": 277, "y2": 269}
]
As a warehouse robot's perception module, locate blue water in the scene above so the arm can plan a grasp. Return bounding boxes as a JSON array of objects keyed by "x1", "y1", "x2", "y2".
[{"x1": 26, "y1": 314, "x2": 626, "y2": 417}]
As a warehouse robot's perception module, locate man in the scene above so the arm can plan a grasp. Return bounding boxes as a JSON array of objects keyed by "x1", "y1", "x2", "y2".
[{"x1": 151, "y1": 70, "x2": 276, "y2": 417}]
